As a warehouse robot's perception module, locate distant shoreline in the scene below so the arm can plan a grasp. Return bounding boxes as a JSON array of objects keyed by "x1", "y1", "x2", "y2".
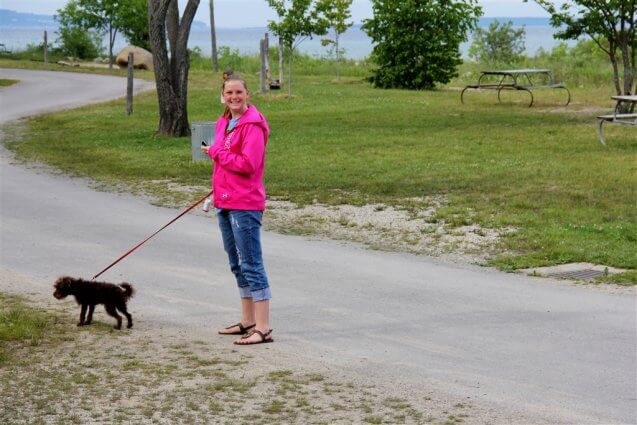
[{"x1": 0, "y1": 10, "x2": 576, "y2": 60}]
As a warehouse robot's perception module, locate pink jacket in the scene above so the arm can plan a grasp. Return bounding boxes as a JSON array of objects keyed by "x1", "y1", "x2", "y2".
[{"x1": 208, "y1": 105, "x2": 270, "y2": 211}]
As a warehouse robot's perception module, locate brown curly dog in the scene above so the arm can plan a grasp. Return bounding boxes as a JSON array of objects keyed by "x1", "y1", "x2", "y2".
[{"x1": 53, "y1": 276, "x2": 135, "y2": 330}]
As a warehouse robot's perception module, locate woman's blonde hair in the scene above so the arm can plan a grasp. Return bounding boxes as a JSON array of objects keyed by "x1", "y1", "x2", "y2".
[{"x1": 222, "y1": 75, "x2": 249, "y2": 119}]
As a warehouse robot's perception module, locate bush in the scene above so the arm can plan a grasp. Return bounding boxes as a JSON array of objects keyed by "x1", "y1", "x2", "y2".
[
  {"x1": 56, "y1": 26, "x2": 104, "y2": 59},
  {"x1": 469, "y1": 19, "x2": 525, "y2": 66},
  {"x1": 362, "y1": 0, "x2": 482, "y2": 89},
  {"x1": 189, "y1": 46, "x2": 371, "y2": 79}
]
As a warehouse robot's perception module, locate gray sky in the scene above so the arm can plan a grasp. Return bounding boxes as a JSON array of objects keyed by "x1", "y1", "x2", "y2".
[{"x1": 0, "y1": 0, "x2": 551, "y2": 28}]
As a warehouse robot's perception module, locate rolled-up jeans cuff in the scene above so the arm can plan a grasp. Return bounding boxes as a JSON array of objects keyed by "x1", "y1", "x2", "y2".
[
  {"x1": 251, "y1": 287, "x2": 272, "y2": 302},
  {"x1": 238, "y1": 286, "x2": 252, "y2": 298}
]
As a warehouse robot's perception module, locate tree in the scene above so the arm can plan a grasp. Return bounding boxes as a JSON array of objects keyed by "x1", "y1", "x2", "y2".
[
  {"x1": 529, "y1": 0, "x2": 635, "y2": 97},
  {"x1": 56, "y1": 25, "x2": 104, "y2": 59},
  {"x1": 119, "y1": 0, "x2": 150, "y2": 51},
  {"x1": 148, "y1": 0, "x2": 200, "y2": 137},
  {"x1": 56, "y1": 0, "x2": 149, "y2": 67},
  {"x1": 362, "y1": 0, "x2": 482, "y2": 90},
  {"x1": 317, "y1": 0, "x2": 353, "y2": 80},
  {"x1": 469, "y1": 19, "x2": 526, "y2": 66},
  {"x1": 266, "y1": 0, "x2": 329, "y2": 96}
]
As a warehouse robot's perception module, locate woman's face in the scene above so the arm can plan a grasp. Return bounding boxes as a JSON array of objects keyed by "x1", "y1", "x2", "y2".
[{"x1": 222, "y1": 80, "x2": 249, "y2": 116}]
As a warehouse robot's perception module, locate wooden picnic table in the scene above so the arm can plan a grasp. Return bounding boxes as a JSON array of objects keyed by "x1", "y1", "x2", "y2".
[
  {"x1": 597, "y1": 95, "x2": 637, "y2": 145},
  {"x1": 461, "y1": 68, "x2": 571, "y2": 107}
]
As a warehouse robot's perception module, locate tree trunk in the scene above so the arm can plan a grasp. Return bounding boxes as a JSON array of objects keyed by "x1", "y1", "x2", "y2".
[
  {"x1": 278, "y1": 37, "x2": 284, "y2": 85},
  {"x1": 620, "y1": 42, "x2": 634, "y2": 96},
  {"x1": 609, "y1": 48, "x2": 622, "y2": 96},
  {"x1": 288, "y1": 47, "x2": 292, "y2": 97},
  {"x1": 209, "y1": 0, "x2": 218, "y2": 72},
  {"x1": 148, "y1": 0, "x2": 200, "y2": 137},
  {"x1": 335, "y1": 32, "x2": 340, "y2": 80},
  {"x1": 108, "y1": 25, "x2": 114, "y2": 69}
]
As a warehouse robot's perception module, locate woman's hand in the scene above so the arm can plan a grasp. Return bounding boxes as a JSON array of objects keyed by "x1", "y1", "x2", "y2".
[{"x1": 200, "y1": 145, "x2": 210, "y2": 155}]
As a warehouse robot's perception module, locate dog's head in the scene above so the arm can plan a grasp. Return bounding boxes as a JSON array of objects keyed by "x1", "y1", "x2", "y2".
[{"x1": 53, "y1": 276, "x2": 75, "y2": 299}]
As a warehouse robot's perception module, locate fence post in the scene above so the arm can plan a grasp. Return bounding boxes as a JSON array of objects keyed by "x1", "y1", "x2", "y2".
[
  {"x1": 260, "y1": 39, "x2": 267, "y2": 94},
  {"x1": 43, "y1": 30, "x2": 48, "y2": 66},
  {"x1": 264, "y1": 32, "x2": 270, "y2": 83},
  {"x1": 126, "y1": 53, "x2": 134, "y2": 115}
]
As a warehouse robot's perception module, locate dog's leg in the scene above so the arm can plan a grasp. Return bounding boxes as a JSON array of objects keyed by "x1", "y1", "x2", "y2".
[
  {"x1": 78, "y1": 304, "x2": 87, "y2": 326},
  {"x1": 117, "y1": 303, "x2": 133, "y2": 329},
  {"x1": 104, "y1": 304, "x2": 122, "y2": 330},
  {"x1": 85, "y1": 304, "x2": 95, "y2": 325}
]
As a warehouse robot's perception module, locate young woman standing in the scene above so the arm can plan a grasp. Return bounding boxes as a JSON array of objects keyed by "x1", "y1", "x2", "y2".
[{"x1": 201, "y1": 75, "x2": 273, "y2": 345}]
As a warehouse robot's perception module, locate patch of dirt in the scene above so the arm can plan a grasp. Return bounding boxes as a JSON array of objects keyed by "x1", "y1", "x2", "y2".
[
  {"x1": 265, "y1": 197, "x2": 516, "y2": 265},
  {"x1": 129, "y1": 180, "x2": 517, "y2": 266}
]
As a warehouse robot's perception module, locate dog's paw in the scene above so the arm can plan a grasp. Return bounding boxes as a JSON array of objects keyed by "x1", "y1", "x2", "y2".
[{"x1": 77, "y1": 322, "x2": 84, "y2": 327}]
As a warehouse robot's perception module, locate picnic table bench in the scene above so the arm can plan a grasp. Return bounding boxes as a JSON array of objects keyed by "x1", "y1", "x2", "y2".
[
  {"x1": 597, "y1": 95, "x2": 637, "y2": 145},
  {"x1": 461, "y1": 69, "x2": 571, "y2": 107}
]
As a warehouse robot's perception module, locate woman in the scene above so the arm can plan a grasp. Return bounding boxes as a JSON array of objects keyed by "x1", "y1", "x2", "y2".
[{"x1": 201, "y1": 75, "x2": 272, "y2": 345}]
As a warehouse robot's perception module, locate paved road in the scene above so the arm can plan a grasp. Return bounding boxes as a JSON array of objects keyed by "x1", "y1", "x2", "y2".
[{"x1": 1, "y1": 68, "x2": 635, "y2": 424}]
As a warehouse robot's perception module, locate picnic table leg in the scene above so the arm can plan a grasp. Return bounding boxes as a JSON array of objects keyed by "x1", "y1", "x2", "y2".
[
  {"x1": 562, "y1": 86, "x2": 571, "y2": 106},
  {"x1": 597, "y1": 119, "x2": 607, "y2": 146},
  {"x1": 523, "y1": 88, "x2": 534, "y2": 107},
  {"x1": 460, "y1": 86, "x2": 469, "y2": 104}
]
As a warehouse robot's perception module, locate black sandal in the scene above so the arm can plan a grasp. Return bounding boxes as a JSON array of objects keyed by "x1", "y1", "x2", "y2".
[
  {"x1": 234, "y1": 329, "x2": 274, "y2": 345},
  {"x1": 218, "y1": 322, "x2": 255, "y2": 335}
]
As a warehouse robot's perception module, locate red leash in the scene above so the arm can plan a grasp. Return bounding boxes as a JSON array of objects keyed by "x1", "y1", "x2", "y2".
[{"x1": 92, "y1": 190, "x2": 214, "y2": 280}]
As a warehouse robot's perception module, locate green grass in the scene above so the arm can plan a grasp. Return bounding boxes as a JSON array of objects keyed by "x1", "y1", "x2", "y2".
[
  {"x1": 2, "y1": 58, "x2": 636, "y2": 281},
  {"x1": 0, "y1": 294, "x2": 58, "y2": 365},
  {"x1": 0, "y1": 78, "x2": 18, "y2": 87},
  {"x1": 595, "y1": 270, "x2": 637, "y2": 286}
]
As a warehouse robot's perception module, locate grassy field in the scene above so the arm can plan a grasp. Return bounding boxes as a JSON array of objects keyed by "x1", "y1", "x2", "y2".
[{"x1": 1, "y1": 56, "x2": 635, "y2": 281}]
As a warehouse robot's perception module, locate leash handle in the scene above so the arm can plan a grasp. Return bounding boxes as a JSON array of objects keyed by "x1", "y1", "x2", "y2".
[{"x1": 92, "y1": 190, "x2": 214, "y2": 280}]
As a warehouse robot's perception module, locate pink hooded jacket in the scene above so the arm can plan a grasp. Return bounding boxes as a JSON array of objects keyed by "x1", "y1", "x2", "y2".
[{"x1": 208, "y1": 105, "x2": 270, "y2": 211}]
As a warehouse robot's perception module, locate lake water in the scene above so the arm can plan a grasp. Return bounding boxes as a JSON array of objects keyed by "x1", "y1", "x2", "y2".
[{"x1": 0, "y1": 18, "x2": 577, "y2": 60}]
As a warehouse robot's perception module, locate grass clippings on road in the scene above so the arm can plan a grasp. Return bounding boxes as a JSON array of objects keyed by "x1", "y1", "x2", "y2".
[
  {"x1": 0, "y1": 78, "x2": 19, "y2": 87},
  {"x1": 0, "y1": 293, "x2": 474, "y2": 425}
]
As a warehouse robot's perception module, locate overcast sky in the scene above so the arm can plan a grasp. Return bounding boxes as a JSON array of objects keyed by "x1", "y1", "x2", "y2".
[{"x1": 0, "y1": 0, "x2": 551, "y2": 28}]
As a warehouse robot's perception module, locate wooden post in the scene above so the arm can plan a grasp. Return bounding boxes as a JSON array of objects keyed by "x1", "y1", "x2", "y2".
[
  {"x1": 126, "y1": 53, "x2": 134, "y2": 115},
  {"x1": 260, "y1": 39, "x2": 267, "y2": 94},
  {"x1": 278, "y1": 37, "x2": 284, "y2": 85},
  {"x1": 43, "y1": 31, "x2": 48, "y2": 66},
  {"x1": 264, "y1": 33, "x2": 270, "y2": 83},
  {"x1": 209, "y1": 0, "x2": 218, "y2": 72}
]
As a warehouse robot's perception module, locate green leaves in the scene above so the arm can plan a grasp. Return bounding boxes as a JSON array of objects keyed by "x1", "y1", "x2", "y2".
[
  {"x1": 266, "y1": 0, "x2": 328, "y2": 50},
  {"x1": 528, "y1": 0, "x2": 635, "y2": 96},
  {"x1": 362, "y1": 0, "x2": 482, "y2": 89},
  {"x1": 56, "y1": 0, "x2": 150, "y2": 53},
  {"x1": 469, "y1": 19, "x2": 526, "y2": 66}
]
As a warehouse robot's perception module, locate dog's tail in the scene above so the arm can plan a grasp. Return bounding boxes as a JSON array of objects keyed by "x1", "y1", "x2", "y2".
[{"x1": 119, "y1": 283, "x2": 135, "y2": 300}]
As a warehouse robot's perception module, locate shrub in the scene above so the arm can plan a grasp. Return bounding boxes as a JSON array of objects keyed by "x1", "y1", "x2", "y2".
[
  {"x1": 469, "y1": 19, "x2": 525, "y2": 66},
  {"x1": 56, "y1": 26, "x2": 104, "y2": 59}
]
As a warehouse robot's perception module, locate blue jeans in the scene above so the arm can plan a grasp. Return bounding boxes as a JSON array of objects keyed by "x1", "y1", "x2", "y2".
[{"x1": 217, "y1": 209, "x2": 271, "y2": 301}]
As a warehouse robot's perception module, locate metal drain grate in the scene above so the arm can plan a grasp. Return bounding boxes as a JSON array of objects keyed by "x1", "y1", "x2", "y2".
[{"x1": 547, "y1": 269, "x2": 606, "y2": 280}]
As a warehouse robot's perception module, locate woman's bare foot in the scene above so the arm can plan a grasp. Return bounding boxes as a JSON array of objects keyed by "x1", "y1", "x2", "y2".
[
  {"x1": 234, "y1": 329, "x2": 273, "y2": 345},
  {"x1": 218, "y1": 322, "x2": 255, "y2": 335}
]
